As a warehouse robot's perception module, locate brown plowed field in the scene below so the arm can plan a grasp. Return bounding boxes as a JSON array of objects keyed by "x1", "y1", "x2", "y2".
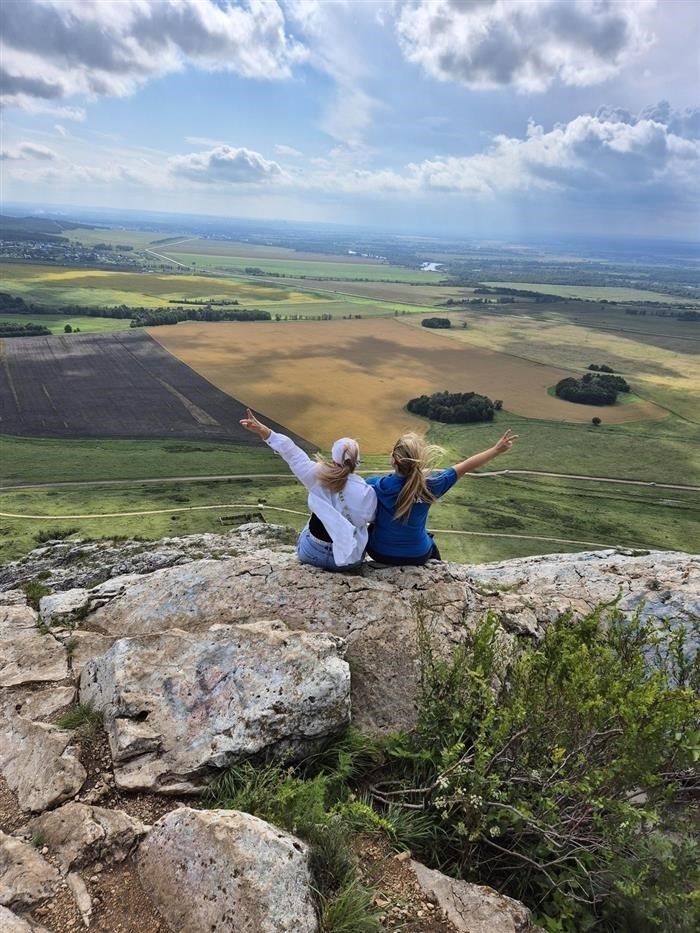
[
  {"x1": 0, "y1": 331, "x2": 311, "y2": 445},
  {"x1": 151, "y1": 319, "x2": 666, "y2": 454}
]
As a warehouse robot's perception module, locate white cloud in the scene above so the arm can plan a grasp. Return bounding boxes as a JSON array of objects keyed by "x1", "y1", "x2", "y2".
[
  {"x1": 395, "y1": 0, "x2": 655, "y2": 92},
  {"x1": 299, "y1": 104, "x2": 699, "y2": 206},
  {"x1": 1, "y1": 0, "x2": 306, "y2": 110},
  {"x1": 0, "y1": 141, "x2": 57, "y2": 160},
  {"x1": 169, "y1": 145, "x2": 283, "y2": 184},
  {"x1": 275, "y1": 144, "x2": 303, "y2": 157},
  {"x1": 54, "y1": 124, "x2": 68, "y2": 137}
]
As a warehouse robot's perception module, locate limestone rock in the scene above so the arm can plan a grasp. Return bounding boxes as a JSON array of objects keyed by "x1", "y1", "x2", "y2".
[
  {"x1": 0, "y1": 604, "x2": 67, "y2": 688},
  {"x1": 410, "y1": 860, "x2": 543, "y2": 933},
  {"x1": 39, "y1": 589, "x2": 89, "y2": 629},
  {"x1": 58, "y1": 631, "x2": 118, "y2": 677},
  {"x1": 2, "y1": 686, "x2": 76, "y2": 723},
  {"x1": 0, "y1": 713, "x2": 86, "y2": 812},
  {"x1": 27, "y1": 803, "x2": 147, "y2": 872},
  {"x1": 0, "y1": 832, "x2": 59, "y2": 912},
  {"x1": 79, "y1": 620, "x2": 350, "y2": 792},
  {"x1": 0, "y1": 905, "x2": 50, "y2": 932},
  {"x1": 67, "y1": 872, "x2": 92, "y2": 928},
  {"x1": 138, "y1": 807, "x2": 318, "y2": 933}
]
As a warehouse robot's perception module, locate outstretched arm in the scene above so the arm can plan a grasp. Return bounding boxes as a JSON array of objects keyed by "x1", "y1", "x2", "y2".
[
  {"x1": 239, "y1": 408, "x2": 317, "y2": 488},
  {"x1": 452, "y1": 429, "x2": 518, "y2": 479}
]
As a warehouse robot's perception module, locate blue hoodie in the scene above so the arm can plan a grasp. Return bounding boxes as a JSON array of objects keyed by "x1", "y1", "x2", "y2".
[{"x1": 365, "y1": 468, "x2": 458, "y2": 558}]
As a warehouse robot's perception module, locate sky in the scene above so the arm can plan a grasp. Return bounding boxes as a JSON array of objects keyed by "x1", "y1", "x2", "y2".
[{"x1": 1, "y1": 0, "x2": 699, "y2": 239}]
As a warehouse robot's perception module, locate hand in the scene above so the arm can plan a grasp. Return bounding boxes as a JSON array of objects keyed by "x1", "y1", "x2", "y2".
[
  {"x1": 492, "y1": 429, "x2": 518, "y2": 455},
  {"x1": 239, "y1": 408, "x2": 270, "y2": 439}
]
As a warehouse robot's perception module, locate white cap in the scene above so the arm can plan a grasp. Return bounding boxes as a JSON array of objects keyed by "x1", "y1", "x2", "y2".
[{"x1": 331, "y1": 437, "x2": 359, "y2": 466}]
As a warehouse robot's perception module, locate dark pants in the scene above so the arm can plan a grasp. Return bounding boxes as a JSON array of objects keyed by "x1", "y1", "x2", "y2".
[{"x1": 367, "y1": 536, "x2": 441, "y2": 566}]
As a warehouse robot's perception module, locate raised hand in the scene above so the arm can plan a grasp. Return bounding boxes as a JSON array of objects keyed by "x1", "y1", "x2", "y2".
[
  {"x1": 239, "y1": 408, "x2": 270, "y2": 439},
  {"x1": 493, "y1": 429, "x2": 518, "y2": 455}
]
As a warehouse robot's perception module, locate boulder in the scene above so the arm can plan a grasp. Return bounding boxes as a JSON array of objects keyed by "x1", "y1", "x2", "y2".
[
  {"x1": 77, "y1": 542, "x2": 699, "y2": 734},
  {"x1": 38, "y1": 589, "x2": 89, "y2": 629},
  {"x1": 0, "y1": 604, "x2": 67, "y2": 688},
  {"x1": 0, "y1": 713, "x2": 86, "y2": 812},
  {"x1": 79, "y1": 620, "x2": 350, "y2": 792},
  {"x1": 410, "y1": 860, "x2": 543, "y2": 933},
  {"x1": 138, "y1": 807, "x2": 318, "y2": 933},
  {"x1": 27, "y1": 803, "x2": 147, "y2": 872},
  {"x1": 0, "y1": 832, "x2": 59, "y2": 912}
]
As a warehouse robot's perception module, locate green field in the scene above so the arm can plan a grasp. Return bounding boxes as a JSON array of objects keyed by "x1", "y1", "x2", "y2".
[
  {"x1": 482, "y1": 282, "x2": 699, "y2": 304},
  {"x1": 427, "y1": 412, "x2": 700, "y2": 486},
  {"x1": 0, "y1": 313, "x2": 130, "y2": 334},
  {"x1": 165, "y1": 250, "x2": 440, "y2": 283},
  {"x1": 1, "y1": 468, "x2": 696, "y2": 565},
  {"x1": 0, "y1": 262, "x2": 326, "y2": 309}
]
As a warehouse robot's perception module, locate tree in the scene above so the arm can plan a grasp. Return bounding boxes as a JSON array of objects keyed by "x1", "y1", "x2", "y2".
[
  {"x1": 592, "y1": 416, "x2": 602, "y2": 426},
  {"x1": 64, "y1": 323, "x2": 73, "y2": 333}
]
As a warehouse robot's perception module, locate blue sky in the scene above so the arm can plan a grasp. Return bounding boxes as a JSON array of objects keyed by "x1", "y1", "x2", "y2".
[{"x1": 1, "y1": 0, "x2": 699, "y2": 238}]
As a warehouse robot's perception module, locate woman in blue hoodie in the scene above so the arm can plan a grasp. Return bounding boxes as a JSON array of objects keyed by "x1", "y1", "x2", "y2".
[{"x1": 365, "y1": 429, "x2": 517, "y2": 565}]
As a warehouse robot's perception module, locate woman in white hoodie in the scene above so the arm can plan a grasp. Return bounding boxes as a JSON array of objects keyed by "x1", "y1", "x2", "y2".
[{"x1": 239, "y1": 409, "x2": 377, "y2": 572}]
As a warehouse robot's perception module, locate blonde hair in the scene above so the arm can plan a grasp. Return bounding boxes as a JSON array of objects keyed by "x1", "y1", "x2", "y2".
[
  {"x1": 391, "y1": 433, "x2": 445, "y2": 521},
  {"x1": 315, "y1": 439, "x2": 360, "y2": 493}
]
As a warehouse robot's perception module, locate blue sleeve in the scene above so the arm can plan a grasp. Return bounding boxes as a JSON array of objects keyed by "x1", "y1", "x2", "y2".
[
  {"x1": 366, "y1": 476, "x2": 381, "y2": 489},
  {"x1": 427, "y1": 467, "x2": 458, "y2": 498}
]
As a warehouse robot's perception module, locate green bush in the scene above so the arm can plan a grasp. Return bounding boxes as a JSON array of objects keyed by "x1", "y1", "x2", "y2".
[
  {"x1": 21, "y1": 579, "x2": 50, "y2": 611},
  {"x1": 379, "y1": 610, "x2": 699, "y2": 931}
]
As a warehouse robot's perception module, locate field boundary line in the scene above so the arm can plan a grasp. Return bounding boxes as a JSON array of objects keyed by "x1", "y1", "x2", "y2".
[
  {"x1": 2, "y1": 471, "x2": 699, "y2": 492},
  {"x1": 0, "y1": 503, "x2": 657, "y2": 550}
]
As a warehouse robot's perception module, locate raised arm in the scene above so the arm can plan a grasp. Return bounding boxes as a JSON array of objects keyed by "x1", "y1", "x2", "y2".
[
  {"x1": 239, "y1": 408, "x2": 318, "y2": 488},
  {"x1": 452, "y1": 429, "x2": 518, "y2": 479}
]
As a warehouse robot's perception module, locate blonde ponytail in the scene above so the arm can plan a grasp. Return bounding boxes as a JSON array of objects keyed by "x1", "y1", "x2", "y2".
[
  {"x1": 392, "y1": 433, "x2": 445, "y2": 521},
  {"x1": 315, "y1": 439, "x2": 359, "y2": 493}
]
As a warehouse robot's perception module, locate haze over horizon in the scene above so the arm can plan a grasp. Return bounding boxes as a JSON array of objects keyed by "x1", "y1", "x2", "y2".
[{"x1": 1, "y1": 0, "x2": 699, "y2": 240}]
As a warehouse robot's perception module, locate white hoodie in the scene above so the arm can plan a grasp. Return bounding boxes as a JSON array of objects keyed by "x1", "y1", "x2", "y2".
[{"x1": 265, "y1": 431, "x2": 377, "y2": 566}]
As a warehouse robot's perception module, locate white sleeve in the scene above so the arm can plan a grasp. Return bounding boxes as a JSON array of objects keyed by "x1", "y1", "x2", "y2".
[
  {"x1": 357, "y1": 483, "x2": 377, "y2": 524},
  {"x1": 265, "y1": 431, "x2": 318, "y2": 490}
]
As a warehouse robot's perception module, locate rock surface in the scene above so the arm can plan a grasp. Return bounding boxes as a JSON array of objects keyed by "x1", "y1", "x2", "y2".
[
  {"x1": 38, "y1": 589, "x2": 89, "y2": 629},
  {"x1": 0, "y1": 714, "x2": 86, "y2": 812},
  {"x1": 410, "y1": 860, "x2": 543, "y2": 933},
  {"x1": 27, "y1": 803, "x2": 147, "y2": 872},
  {"x1": 138, "y1": 807, "x2": 318, "y2": 933},
  {"x1": 79, "y1": 620, "x2": 351, "y2": 792},
  {"x1": 0, "y1": 602, "x2": 67, "y2": 688},
  {"x1": 2, "y1": 686, "x2": 76, "y2": 723},
  {"x1": 0, "y1": 905, "x2": 50, "y2": 932},
  {"x1": 0, "y1": 832, "x2": 59, "y2": 911}
]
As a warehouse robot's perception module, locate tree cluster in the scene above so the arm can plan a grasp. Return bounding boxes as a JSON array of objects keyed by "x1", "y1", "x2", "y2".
[
  {"x1": 0, "y1": 321, "x2": 51, "y2": 337},
  {"x1": 130, "y1": 308, "x2": 271, "y2": 327},
  {"x1": 556, "y1": 372, "x2": 630, "y2": 405},
  {"x1": 421, "y1": 317, "x2": 451, "y2": 329},
  {"x1": 407, "y1": 390, "x2": 495, "y2": 423}
]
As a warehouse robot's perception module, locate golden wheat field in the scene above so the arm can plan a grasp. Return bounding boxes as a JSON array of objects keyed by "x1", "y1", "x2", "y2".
[{"x1": 150, "y1": 319, "x2": 667, "y2": 453}]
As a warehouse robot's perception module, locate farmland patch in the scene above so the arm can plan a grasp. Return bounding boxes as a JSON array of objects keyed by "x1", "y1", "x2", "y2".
[
  {"x1": 482, "y1": 282, "x2": 700, "y2": 304},
  {"x1": 150, "y1": 318, "x2": 665, "y2": 454},
  {"x1": 0, "y1": 330, "x2": 311, "y2": 445}
]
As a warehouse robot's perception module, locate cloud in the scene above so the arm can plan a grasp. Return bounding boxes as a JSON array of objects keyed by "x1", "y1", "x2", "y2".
[
  {"x1": 395, "y1": 0, "x2": 655, "y2": 92},
  {"x1": 54, "y1": 124, "x2": 68, "y2": 137},
  {"x1": 301, "y1": 104, "x2": 699, "y2": 208},
  {"x1": 275, "y1": 144, "x2": 303, "y2": 157},
  {"x1": 597, "y1": 100, "x2": 700, "y2": 139},
  {"x1": 0, "y1": 141, "x2": 57, "y2": 160},
  {"x1": 169, "y1": 145, "x2": 283, "y2": 184},
  {"x1": 0, "y1": 0, "x2": 306, "y2": 109}
]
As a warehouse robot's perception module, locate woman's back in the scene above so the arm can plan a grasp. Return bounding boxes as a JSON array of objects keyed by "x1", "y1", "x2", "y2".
[{"x1": 367, "y1": 468, "x2": 457, "y2": 559}]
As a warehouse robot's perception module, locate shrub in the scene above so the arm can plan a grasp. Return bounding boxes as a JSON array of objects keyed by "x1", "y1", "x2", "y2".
[
  {"x1": 22, "y1": 579, "x2": 50, "y2": 611},
  {"x1": 379, "y1": 610, "x2": 699, "y2": 930},
  {"x1": 592, "y1": 416, "x2": 602, "y2": 426},
  {"x1": 34, "y1": 527, "x2": 79, "y2": 544},
  {"x1": 56, "y1": 703, "x2": 104, "y2": 738},
  {"x1": 421, "y1": 317, "x2": 451, "y2": 329}
]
